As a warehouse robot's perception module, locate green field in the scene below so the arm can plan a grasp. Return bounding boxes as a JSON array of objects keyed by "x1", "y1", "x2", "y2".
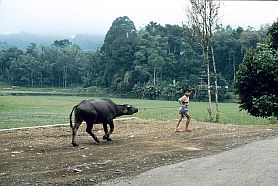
[{"x1": 0, "y1": 95, "x2": 277, "y2": 129}]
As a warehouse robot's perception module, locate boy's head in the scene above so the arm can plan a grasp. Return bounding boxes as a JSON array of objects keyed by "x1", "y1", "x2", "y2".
[{"x1": 183, "y1": 88, "x2": 191, "y2": 96}]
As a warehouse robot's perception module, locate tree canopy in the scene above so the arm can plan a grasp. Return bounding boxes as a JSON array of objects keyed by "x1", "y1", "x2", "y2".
[
  {"x1": 235, "y1": 19, "x2": 278, "y2": 118},
  {"x1": 0, "y1": 16, "x2": 271, "y2": 101}
]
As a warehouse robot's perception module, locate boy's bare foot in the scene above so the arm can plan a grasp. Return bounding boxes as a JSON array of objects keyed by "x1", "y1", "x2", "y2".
[
  {"x1": 185, "y1": 128, "x2": 192, "y2": 132},
  {"x1": 176, "y1": 127, "x2": 182, "y2": 132}
]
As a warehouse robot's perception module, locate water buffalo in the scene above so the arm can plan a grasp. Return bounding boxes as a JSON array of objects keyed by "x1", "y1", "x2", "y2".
[{"x1": 69, "y1": 99, "x2": 138, "y2": 146}]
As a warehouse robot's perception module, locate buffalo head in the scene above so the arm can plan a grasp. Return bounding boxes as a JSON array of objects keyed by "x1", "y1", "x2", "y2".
[{"x1": 119, "y1": 104, "x2": 138, "y2": 115}]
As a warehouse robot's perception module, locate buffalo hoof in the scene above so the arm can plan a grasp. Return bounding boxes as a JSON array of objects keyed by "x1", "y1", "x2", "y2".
[
  {"x1": 95, "y1": 138, "x2": 100, "y2": 143},
  {"x1": 72, "y1": 143, "x2": 79, "y2": 147},
  {"x1": 103, "y1": 135, "x2": 112, "y2": 141}
]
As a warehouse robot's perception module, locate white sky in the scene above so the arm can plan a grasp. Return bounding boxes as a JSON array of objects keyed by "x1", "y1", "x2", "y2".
[{"x1": 0, "y1": 0, "x2": 277, "y2": 36}]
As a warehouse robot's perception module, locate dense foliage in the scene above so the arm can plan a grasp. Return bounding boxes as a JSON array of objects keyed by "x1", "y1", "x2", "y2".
[
  {"x1": 0, "y1": 16, "x2": 269, "y2": 100},
  {"x1": 235, "y1": 19, "x2": 278, "y2": 118}
]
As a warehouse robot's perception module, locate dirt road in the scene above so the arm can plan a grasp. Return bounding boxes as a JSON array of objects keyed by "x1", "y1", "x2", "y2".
[
  {"x1": 0, "y1": 118, "x2": 277, "y2": 185},
  {"x1": 101, "y1": 136, "x2": 278, "y2": 186}
]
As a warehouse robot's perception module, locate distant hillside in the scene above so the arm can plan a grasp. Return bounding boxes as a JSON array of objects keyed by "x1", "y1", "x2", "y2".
[
  {"x1": 72, "y1": 34, "x2": 104, "y2": 51},
  {"x1": 0, "y1": 32, "x2": 104, "y2": 51}
]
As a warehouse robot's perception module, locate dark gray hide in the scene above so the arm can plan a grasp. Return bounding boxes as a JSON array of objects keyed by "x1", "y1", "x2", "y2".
[{"x1": 70, "y1": 99, "x2": 138, "y2": 146}]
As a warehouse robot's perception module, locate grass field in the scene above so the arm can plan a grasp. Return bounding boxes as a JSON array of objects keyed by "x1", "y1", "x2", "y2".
[{"x1": 0, "y1": 95, "x2": 277, "y2": 129}]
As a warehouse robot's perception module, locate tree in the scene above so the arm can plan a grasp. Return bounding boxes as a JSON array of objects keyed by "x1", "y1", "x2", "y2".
[
  {"x1": 4, "y1": 47, "x2": 24, "y2": 84},
  {"x1": 53, "y1": 39, "x2": 72, "y2": 48},
  {"x1": 161, "y1": 79, "x2": 181, "y2": 100},
  {"x1": 100, "y1": 16, "x2": 138, "y2": 91},
  {"x1": 235, "y1": 20, "x2": 278, "y2": 118},
  {"x1": 207, "y1": 0, "x2": 221, "y2": 122},
  {"x1": 268, "y1": 19, "x2": 278, "y2": 50},
  {"x1": 186, "y1": 0, "x2": 221, "y2": 122},
  {"x1": 213, "y1": 26, "x2": 243, "y2": 83},
  {"x1": 240, "y1": 30, "x2": 261, "y2": 53},
  {"x1": 235, "y1": 44, "x2": 278, "y2": 118},
  {"x1": 0, "y1": 50, "x2": 8, "y2": 78}
]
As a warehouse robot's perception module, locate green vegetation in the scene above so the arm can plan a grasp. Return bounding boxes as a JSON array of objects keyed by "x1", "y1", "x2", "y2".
[
  {"x1": 0, "y1": 95, "x2": 276, "y2": 129},
  {"x1": 0, "y1": 17, "x2": 277, "y2": 126},
  {"x1": 235, "y1": 19, "x2": 278, "y2": 118},
  {"x1": 0, "y1": 16, "x2": 270, "y2": 101}
]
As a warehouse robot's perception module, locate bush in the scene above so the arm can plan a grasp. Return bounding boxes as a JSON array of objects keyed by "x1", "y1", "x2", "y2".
[{"x1": 235, "y1": 44, "x2": 278, "y2": 118}]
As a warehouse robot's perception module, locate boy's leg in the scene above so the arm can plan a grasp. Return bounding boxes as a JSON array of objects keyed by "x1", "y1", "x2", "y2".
[
  {"x1": 185, "y1": 114, "x2": 192, "y2": 132},
  {"x1": 176, "y1": 114, "x2": 183, "y2": 131}
]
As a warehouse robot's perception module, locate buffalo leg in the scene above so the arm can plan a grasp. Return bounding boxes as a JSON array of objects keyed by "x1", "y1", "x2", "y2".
[
  {"x1": 85, "y1": 123, "x2": 100, "y2": 143},
  {"x1": 103, "y1": 123, "x2": 112, "y2": 141},
  {"x1": 72, "y1": 119, "x2": 82, "y2": 147},
  {"x1": 109, "y1": 121, "x2": 114, "y2": 134}
]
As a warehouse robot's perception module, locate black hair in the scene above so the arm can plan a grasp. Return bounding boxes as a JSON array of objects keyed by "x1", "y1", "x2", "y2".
[{"x1": 183, "y1": 88, "x2": 190, "y2": 94}]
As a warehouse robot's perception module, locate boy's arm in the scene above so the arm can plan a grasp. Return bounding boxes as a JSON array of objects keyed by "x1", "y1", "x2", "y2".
[{"x1": 178, "y1": 97, "x2": 184, "y2": 105}]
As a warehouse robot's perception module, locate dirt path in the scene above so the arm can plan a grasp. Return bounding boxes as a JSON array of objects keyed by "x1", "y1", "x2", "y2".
[
  {"x1": 101, "y1": 137, "x2": 278, "y2": 186},
  {"x1": 0, "y1": 119, "x2": 277, "y2": 185}
]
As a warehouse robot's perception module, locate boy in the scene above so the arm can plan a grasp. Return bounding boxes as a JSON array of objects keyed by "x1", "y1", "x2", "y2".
[{"x1": 176, "y1": 88, "x2": 192, "y2": 132}]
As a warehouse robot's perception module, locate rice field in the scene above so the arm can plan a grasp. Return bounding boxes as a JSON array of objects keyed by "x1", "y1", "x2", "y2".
[{"x1": 0, "y1": 95, "x2": 277, "y2": 129}]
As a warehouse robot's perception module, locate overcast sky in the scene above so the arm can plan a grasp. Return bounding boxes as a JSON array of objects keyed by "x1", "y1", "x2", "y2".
[{"x1": 0, "y1": 0, "x2": 277, "y2": 36}]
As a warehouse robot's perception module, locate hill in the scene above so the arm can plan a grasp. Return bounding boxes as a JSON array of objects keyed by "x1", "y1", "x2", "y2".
[{"x1": 0, "y1": 32, "x2": 104, "y2": 51}]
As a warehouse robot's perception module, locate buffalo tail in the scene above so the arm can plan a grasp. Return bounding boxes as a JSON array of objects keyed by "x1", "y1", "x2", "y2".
[{"x1": 69, "y1": 105, "x2": 77, "y2": 129}]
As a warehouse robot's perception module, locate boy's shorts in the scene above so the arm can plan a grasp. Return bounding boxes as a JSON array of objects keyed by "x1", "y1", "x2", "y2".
[{"x1": 178, "y1": 106, "x2": 190, "y2": 118}]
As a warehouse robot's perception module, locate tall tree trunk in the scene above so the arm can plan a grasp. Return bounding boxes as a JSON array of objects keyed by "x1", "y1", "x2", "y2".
[
  {"x1": 41, "y1": 71, "x2": 43, "y2": 87},
  {"x1": 31, "y1": 71, "x2": 34, "y2": 87},
  {"x1": 211, "y1": 45, "x2": 220, "y2": 122},
  {"x1": 204, "y1": 46, "x2": 213, "y2": 122},
  {"x1": 187, "y1": 0, "x2": 221, "y2": 122},
  {"x1": 233, "y1": 55, "x2": 236, "y2": 83},
  {"x1": 153, "y1": 67, "x2": 156, "y2": 86},
  {"x1": 63, "y1": 66, "x2": 67, "y2": 87}
]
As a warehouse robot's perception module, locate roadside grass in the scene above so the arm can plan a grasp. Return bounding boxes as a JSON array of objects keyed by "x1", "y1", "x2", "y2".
[{"x1": 0, "y1": 95, "x2": 277, "y2": 129}]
